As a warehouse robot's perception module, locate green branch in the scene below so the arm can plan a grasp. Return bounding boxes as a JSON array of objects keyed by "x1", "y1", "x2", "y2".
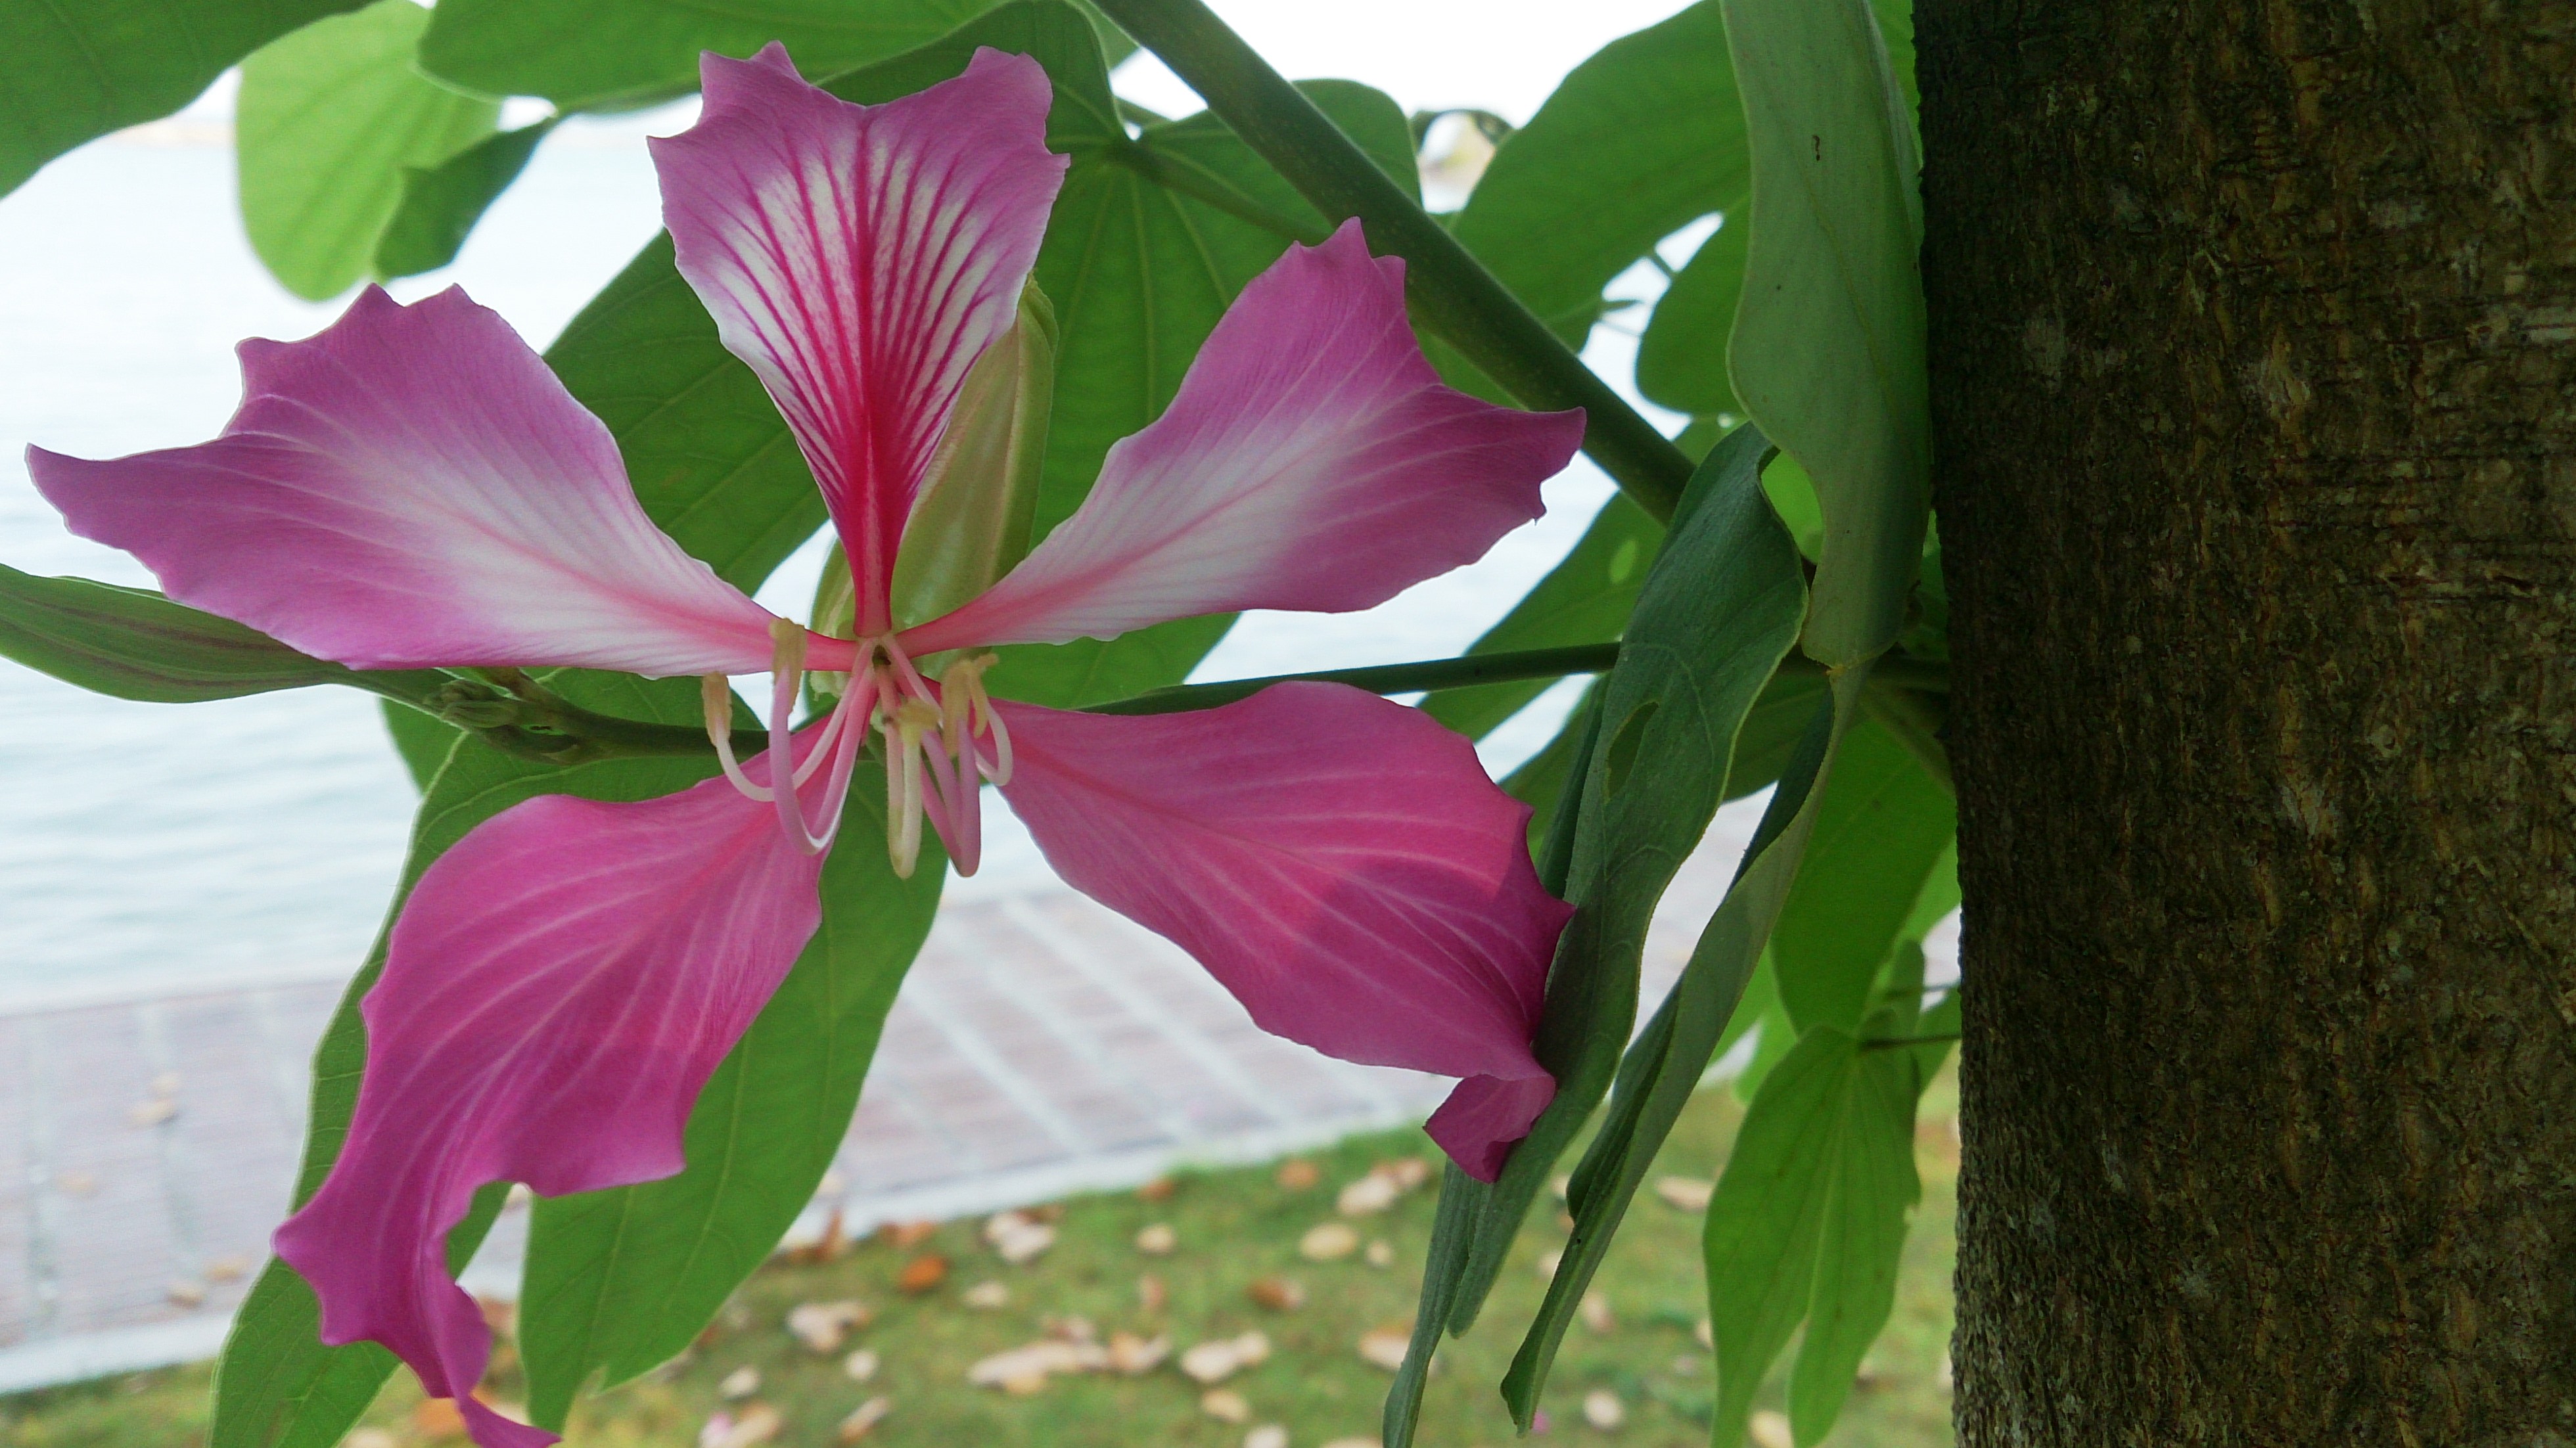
[
  {"x1": 1086, "y1": 0, "x2": 1696, "y2": 523},
  {"x1": 1086, "y1": 642, "x2": 1622, "y2": 715}
]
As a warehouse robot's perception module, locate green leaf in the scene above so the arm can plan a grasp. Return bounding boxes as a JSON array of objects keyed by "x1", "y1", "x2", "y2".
[
  {"x1": 0, "y1": 0, "x2": 363, "y2": 198},
  {"x1": 1450, "y1": 0, "x2": 1743, "y2": 343},
  {"x1": 1419, "y1": 495, "x2": 1661, "y2": 741},
  {"x1": 1635, "y1": 210, "x2": 1748, "y2": 417},
  {"x1": 520, "y1": 773, "x2": 943, "y2": 1423},
  {"x1": 373, "y1": 118, "x2": 557, "y2": 281},
  {"x1": 419, "y1": 0, "x2": 1007, "y2": 111},
  {"x1": 1703, "y1": 1026, "x2": 1918, "y2": 1447},
  {"x1": 1498, "y1": 679, "x2": 1602, "y2": 855},
  {"x1": 1501, "y1": 671, "x2": 1853, "y2": 1423},
  {"x1": 986, "y1": 615, "x2": 1237, "y2": 710},
  {"x1": 1419, "y1": 426, "x2": 1805, "y2": 1389},
  {"x1": 1769, "y1": 718, "x2": 1954, "y2": 1033},
  {"x1": 0, "y1": 563, "x2": 357, "y2": 703},
  {"x1": 1724, "y1": 668, "x2": 1829, "y2": 800},
  {"x1": 212, "y1": 672, "x2": 722, "y2": 1448},
  {"x1": 380, "y1": 700, "x2": 459, "y2": 791},
  {"x1": 1720, "y1": 0, "x2": 1929, "y2": 666},
  {"x1": 237, "y1": 0, "x2": 499, "y2": 301}
]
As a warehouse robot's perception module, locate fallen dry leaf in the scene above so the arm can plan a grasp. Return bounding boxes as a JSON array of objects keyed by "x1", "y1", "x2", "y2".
[
  {"x1": 476, "y1": 1296, "x2": 517, "y2": 1338},
  {"x1": 1274, "y1": 1158, "x2": 1321, "y2": 1192},
  {"x1": 411, "y1": 1397, "x2": 467, "y2": 1440},
  {"x1": 1245, "y1": 1426, "x2": 1290, "y2": 1448},
  {"x1": 787, "y1": 1207, "x2": 849, "y2": 1265},
  {"x1": 1583, "y1": 1388, "x2": 1626, "y2": 1430},
  {"x1": 842, "y1": 1348, "x2": 880, "y2": 1383},
  {"x1": 204, "y1": 1254, "x2": 250, "y2": 1284},
  {"x1": 1135, "y1": 1221, "x2": 1177, "y2": 1255},
  {"x1": 962, "y1": 1280, "x2": 1011, "y2": 1310},
  {"x1": 1578, "y1": 1290, "x2": 1617, "y2": 1334},
  {"x1": 896, "y1": 1253, "x2": 949, "y2": 1294},
  {"x1": 701, "y1": 1404, "x2": 781, "y2": 1448},
  {"x1": 1137, "y1": 1273, "x2": 1169, "y2": 1313},
  {"x1": 1299, "y1": 1222, "x2": 1360, "y2": 1261},
  {"x1": 1653, "y1": 1176, "x2": 1715, "y2": 1213},
  {"x1": 967, "y1": 1340, "x2": 1106, "y2": 1392},
  {"x1": 1245, "y1": 1275, "x2": 1306, "y2": 1311},
  {"x1": 787, "y1": 1300, "x2": 871, "y2": 1353},
  {"x1": 1106, "y1": 1330, "x2": 1170, "y2": 1374},
  {"x1": 1551, "y1": 1174, "x2": 1572, "y2": 1201},
  {"x1": 1179, "y1": 1331, "x2": 1271, "y2": 1384},
  {"x1": 1137, "y1": 1175, "x2": 1178, "y2": 1202},
  {"x1": 1046, "y1": 1315, "x2": 1097, "y2": 1343},
  {"x1": 718, "y1": 1366, "x2": 761, "y2": 1400},
  {"x1": 1749, "y1": 1409, "x2": 1795, "y2": 1448},
  {"x1": 166, "y1": 1279, "x2": 207, "y2": 1309},
  {"x1": 1319, "y1": 1436, "x2": 1383, "y2": 1448},
  {"x1": 1377, "y1": 1156, "x2": 1432, "y2": 1191},
  {"x1": 346, "y1": 1430, "x2": 398, "y2": 1448},
  {"x1": 1535, "y1": 1248, "x2": 1563, "y2": 1280},
  {"x1": 994, "y1": 1219, "x2": 1056, "y2": 1264},
  {"x1": 1356, "y1": 1323, "x2": 1411, "y2": 1371},
  {"x1": 836, "y1": 1395, "x2": 892, "y2": 1444},
  {"x1": 1364, "y1": 1240, "x2": 1396, "y2": 1269},
  {"x1": 1201, "y1": 1388, "x2": 1253, "y2": 1424},
  {"x1": 1694, "y1": 1317, "x2": 1714, "y2": 1351},
  {"x1": 1336, "y1": 1173, "x2": 1400, "y2": 1217},
  {"x1": 982, "y1": 1210, "x2": 1035, "y2": 1244},
  {"x1": 881, "y1": 1220, "x2": 938, "y2": 1250}
]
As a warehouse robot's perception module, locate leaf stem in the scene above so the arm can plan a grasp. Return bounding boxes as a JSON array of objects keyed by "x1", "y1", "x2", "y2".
[
  {"x1": 1087, "y1": 0, "x2": 1695, "y2": 522},
  {"x1": 1861, "y1": 1032, "x2": 1960, "y2": 1051},
  {"x1": 1086, "y1": 642, "x2": 1623, "y2": 715}
]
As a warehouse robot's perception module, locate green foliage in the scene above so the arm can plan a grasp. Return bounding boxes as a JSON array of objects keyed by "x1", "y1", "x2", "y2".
[
  {"x1": 1770, "y1": 719, "x2": 1954, "y2": 1033},
  {"x1": 1389, "y1": 427, "x2": 1806, "y2": 1446},
  {"x1": 1450, "y1": 0, "x2": 1743, "y2": 343},
  {"x1": 520, "y1": 776, "x2": 944, "y2": 1424},
  {"x1": 418, "y1": 0, "x2": 1007, "y2": 111},
  {"x1": 0, "y1": 564, "x2": 361, "y2": 703},
  {"x1": 1420, "y1": 495, "x2": 1661, "y2": 742},
  {"x1": 236, "y1": 0, "x2": 499, "y2": 301},
  {"x1": 374, "y1": 119, "x2": 557, "y2": 281},
  {"x1": 1637, "y1": 212, "x2": 1749, "y2": 417},
  {"x1": 1719, "y1": 0, "x2": 1929, "y2": 666},
  {"x1": 0, "y1": 0, "x2": 363, "y2": 198}
]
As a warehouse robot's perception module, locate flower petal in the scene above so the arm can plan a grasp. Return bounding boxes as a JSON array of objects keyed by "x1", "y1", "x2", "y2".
[
  {"x1": 652, "y1": 44, "x2": 1067, "y2": 634},
  {"x1": 993, "y1": 683, "x2": 1569, "y2": 1179},
  {"x1": 272, "y1": 754, "x2": 827, "y2": 1448},
  {"x1": 901, "y1": 221, "x2": 1586, "y2": 656},
  {"x1": 26, "y1": 286, "x2": 778, "y2": 675}
]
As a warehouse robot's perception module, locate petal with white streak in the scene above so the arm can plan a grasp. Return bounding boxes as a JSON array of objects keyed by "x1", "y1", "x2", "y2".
[
  {"x1": 651, "y1": 44, "x2": 1065, "y2": 633},
  {"x1": 901, "y1": 221, "x2": 1584, "y2": 656},
  {"x1": 994, "y1": 684, "x2": 1569, "y2": 1179},
  {"x1": 28, "y1": 286, "x2": 777, "y2": 676},
  {"x1": 273, "y1": 750, "x2": 827, "y2": 1448}
]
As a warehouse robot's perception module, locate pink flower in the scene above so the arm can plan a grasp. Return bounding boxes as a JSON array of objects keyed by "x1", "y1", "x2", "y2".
[{"x1": 29, "y1": 46, "x2": 1579, "y2": 1447}]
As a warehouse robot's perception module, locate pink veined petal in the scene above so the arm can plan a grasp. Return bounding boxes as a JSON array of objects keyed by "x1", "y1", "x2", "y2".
[
  {"x1": 26, "y1": 286, "x2": 778, "y2": 675},
  {"x1": 652, "y1": 44, "x2": 1067, "y2": 635},
  {"x1": 272, "y1": 744, "x2": 833, "y2": 1448},
  {"x1": 900, "y1": 221, "x2": 1586, "y2": 656},
  {"x1": 992, "y1": 683, "x2": 1570, "y2": 1181}
]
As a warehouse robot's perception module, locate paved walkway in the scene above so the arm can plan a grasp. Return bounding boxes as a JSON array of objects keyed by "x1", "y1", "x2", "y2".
[{"x1": 0, "y1": 815, "x2": 1755, "y2": 1393}]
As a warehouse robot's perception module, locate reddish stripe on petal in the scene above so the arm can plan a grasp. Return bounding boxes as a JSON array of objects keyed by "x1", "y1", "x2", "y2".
[
  {"x1": 653, "y1": 45, "x2": 1065, "y2": 633},
  {"x1": 27, "y1": 287, "x2": 777, "y2": 676},
  {"x1": 994, "y1": 685, "x2": 1567, "y2": 1179},
  {"x1": 902, "y1": 222, "x2": 1585, "y2": 656},
  {"x1": 273, "y1": 747, "x2": 830, "y2": 1447}
]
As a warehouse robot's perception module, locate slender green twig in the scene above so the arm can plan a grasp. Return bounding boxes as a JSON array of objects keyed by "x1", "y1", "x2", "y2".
[
  {"x1": 1086, "y1": 642, "x2": 1623, "y2": 715},
  {"x1": 1861, "y1": 1032, "x2": 1960, "y2": 1051},
  {"x1": 1086, "y1": 0, "x2": 1695, "y2": 522}
]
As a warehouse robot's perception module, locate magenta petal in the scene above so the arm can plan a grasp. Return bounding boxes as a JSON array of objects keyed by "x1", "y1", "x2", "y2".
[
  {"x1": 901, "y1": 222, "x2": 1586, "y2": 656},
  {"x1": 272, "y1": 758, "x2": 827, "y2": 1447},
  {"x1": 27, "y1": 287, "x2": 778, "y2": 675},
  {"x1": 994, "y1": 684, "x2": 1569, "y2": 1179},
  {"x1": 652, "y1": 44, "x2": 1067, "y2": 633}
]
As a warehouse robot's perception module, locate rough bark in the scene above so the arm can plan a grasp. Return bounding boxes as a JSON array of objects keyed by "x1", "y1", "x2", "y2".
[{"x1": 1918, "y1": 0, "x2": 2576, "y2": 1442}]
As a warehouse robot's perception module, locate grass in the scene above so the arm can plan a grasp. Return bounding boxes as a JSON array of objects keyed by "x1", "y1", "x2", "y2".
[{"x1": 0, "y1": 1071, "x2": 1958, "y2": 1448}]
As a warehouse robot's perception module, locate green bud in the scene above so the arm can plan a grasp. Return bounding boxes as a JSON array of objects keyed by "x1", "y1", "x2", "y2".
[{"x1": 888, "y1": 277, "x2": 1057, "y2": 629}]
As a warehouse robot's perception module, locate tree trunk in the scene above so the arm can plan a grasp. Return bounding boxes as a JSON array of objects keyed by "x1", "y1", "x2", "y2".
[{"x1": 1916, "y1": 0, "x2": 2576, "y2": 1441}]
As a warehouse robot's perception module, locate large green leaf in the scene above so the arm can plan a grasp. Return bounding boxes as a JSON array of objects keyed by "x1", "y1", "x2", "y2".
[
  {"x1": 236, "y1": 0, "x2": 499, "y2": 301},
  {"x1": 1387, "y1": 427, "x2": 1805, "y2": 1448},
  {"x1": 1448, "y1": 0, "x2": 1743, "y2": 343},
  {"x1": 1769, "y1": 718, "x2": 1954, "y2": 1033},
  {"x1": 520, "y1": 774, "x2": 943, "y2": 1423},
  {"x1": 0, "y1": 563, "x2": 379, "y2": 703},
  {"x1": 1419, "y1": 495, "x2": 1661, "y2": 741},
  {"x1": 1636, "y1": 210, "x2": 1749, "y2": 417},
  {"x1": 1704, "y1": 1025, "x2": 1920, "y2": 1447},
  {"x1": 986, "y1": 615, "x2": 1237, "y2": 709},
  {"x1": 1720, "y1": 0, "x2": 1928, "y2": 666},
  {"x1": 212, "y1": 673, "x2": 724, "y2": 1448},
  {"x1": 418, "y1": 0, "x2": 1005, "y2": 110},
  {"x1": 0, "y1": 0, "x2": 363, "y2": 198},
  {"x1": 374, "y1": 118, "x2": 557, "y2": 281}
]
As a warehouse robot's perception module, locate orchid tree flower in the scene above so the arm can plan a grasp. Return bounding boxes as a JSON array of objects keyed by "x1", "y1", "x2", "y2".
[{"x1": 28, "y1": 45, "x2": 1582, "y2": 1448}]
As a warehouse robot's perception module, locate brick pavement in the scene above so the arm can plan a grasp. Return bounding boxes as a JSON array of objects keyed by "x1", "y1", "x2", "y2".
[{"x1": 0, "y1": 811, "x2": 1754, "y2": 1393}]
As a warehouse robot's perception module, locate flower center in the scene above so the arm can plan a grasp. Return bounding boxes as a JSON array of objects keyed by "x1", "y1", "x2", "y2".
[{"x1": 701, "y1": 625, "x2": 1007, "y2": 877}]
